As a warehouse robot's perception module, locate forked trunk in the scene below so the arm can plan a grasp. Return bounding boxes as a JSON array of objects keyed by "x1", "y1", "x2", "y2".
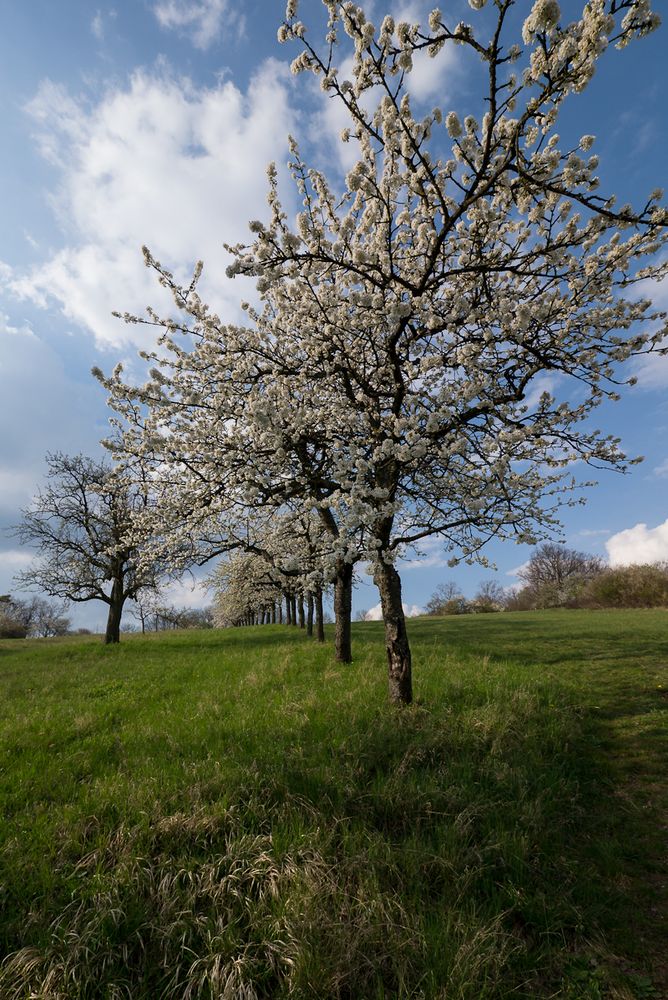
[
  {"x1": 105, "y1": 578, "x2": 124, "y2": 645},
  {"x1": 374, "y1": 561, "x2": 412, "y2": 704},
  {"x1": 315, "y1": 586, "x2": 325, "y2": 643},
  {"x1": 334, "y1": 561, "x2": 353, "y2": 663}
]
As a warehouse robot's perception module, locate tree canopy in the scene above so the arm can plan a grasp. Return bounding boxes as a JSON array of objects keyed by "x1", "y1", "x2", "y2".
[{"x1": 97, "y1": 0, "x2": 666, "y2": 700}]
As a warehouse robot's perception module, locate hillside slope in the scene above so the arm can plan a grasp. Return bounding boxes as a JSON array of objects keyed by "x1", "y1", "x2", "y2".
[{"x1": 0, "y1": 611, "x2": 665, "y2": 998}]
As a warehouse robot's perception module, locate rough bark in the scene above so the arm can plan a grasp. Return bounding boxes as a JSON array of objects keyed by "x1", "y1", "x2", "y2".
[
  {"x1": 298, "y1": 595, "x2": 305, "y2": 629},
  {"x1": 374, "y1": 561, "x2": 412, "y2": 704},
  {"x1": 306, "y1": 594, "x2": 314, "y2": 637},
  {"x1": 315, "y1": 586, "x2": 325, "y2": 643},
  {"x1": 290, "y1": 594, "x2": 298, "y2": 627},
  {"x1": 104, "y1": 578, "x2": 124, "y2": 644},
  {"x1": 334, "y1": 561, "x2": 353, "y2": 662}
]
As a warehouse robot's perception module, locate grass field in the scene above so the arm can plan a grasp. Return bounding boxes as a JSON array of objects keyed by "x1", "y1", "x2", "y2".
[{"x1": 0, "y1": 610, "x2": 666, "y2": 999}]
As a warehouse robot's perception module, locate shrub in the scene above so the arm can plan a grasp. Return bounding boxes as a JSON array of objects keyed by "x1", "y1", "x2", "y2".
[{"x1": 584, "y1": 563, "x2": 668, "y2": 609}]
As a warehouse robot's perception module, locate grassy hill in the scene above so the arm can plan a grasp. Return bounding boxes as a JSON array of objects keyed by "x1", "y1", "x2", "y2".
[{"x1": 0, "y1": 611, "x2": 665, "y2": 999}]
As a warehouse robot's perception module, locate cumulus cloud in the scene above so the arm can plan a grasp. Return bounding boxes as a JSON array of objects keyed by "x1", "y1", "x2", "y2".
[
  {"x1": 606, "y1": 518, "x2": 668, "y2": 566},
  {"x1": 364, "y1": 602, "x2": 423, "y2": 620},
  {"x1": 153, "y1": 0, "x2": 243, "y2": 49},
  {"x1": 10, "y1": 61, "x2": 295, "y2": 348}
]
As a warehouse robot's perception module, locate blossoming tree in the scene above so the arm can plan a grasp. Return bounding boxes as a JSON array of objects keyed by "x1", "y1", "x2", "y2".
[{"x1": 100, "y1": 0, "x2": 666, "y2": 701}]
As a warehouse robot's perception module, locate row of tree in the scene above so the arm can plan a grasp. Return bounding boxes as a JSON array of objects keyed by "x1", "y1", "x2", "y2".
[{"x1": 10, "y1": 2, "x2": 668, "y2": 703}]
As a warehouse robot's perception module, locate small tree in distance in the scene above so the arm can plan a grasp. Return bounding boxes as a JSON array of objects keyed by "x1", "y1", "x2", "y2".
[
  {"x1": 425, "y1": 582, "x2": 468, "y2": 617},
  {"x1": 15, "y1": 454, "x2": 162, "y2": 644},
  {"x1": 473, "y1": 580, "x2": 506, "y2": 613},
  {"x1": 517, "y1": 541, "x2": 604, "y2": 607}
]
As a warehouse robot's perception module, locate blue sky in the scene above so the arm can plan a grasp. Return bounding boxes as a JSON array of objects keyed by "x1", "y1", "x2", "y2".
[{"x1": 1, "y1": 0, "x2": 667, "y2": 630}]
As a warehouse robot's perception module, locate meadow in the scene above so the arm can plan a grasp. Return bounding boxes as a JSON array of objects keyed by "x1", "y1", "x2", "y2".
[{"x1": 0, "y1": 610, "x2": 665, "y2": 999}]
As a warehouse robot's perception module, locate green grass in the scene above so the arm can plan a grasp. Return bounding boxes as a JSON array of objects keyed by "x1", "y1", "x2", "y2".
[{"x1": 0, "y1": 610, "x2": 665, "y2": 999}]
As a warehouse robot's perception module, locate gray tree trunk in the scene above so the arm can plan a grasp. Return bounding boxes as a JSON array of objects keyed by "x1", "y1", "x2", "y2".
[
  {"x1": 334, "y1": 562, "x2": 353, "y2": 662},
  {"x1": 374, "y1": 560, "x2": 412, "y2": 704},
  {"x1": 306, "y1": 593, "x2": 314, "y2": 637},
  {"x1": 105, "y1": 578, "x2": 124, "y2": 645},
  {"x1": 315, "y1": 587, "x2": 325, "y2": 643}
]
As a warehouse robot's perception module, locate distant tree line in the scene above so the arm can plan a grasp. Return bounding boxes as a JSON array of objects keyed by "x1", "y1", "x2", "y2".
[
  {"x1": 508, "y1": 544, "x2": 668, "y2": 611},
  {"x1": 0, "y1": 595, "x2": 71, "y2": 639},
  {"x1": 425, "y1": 544, "x2": 668, "y2": 616},
  {"x1": 126, "y1": 599, "x2": 213, "y2": 633}
]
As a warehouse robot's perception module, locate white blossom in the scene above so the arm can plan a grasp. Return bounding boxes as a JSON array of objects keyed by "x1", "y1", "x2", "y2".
[{"x1": 445, "y1": 111, "x2": 462, "y2": 137}]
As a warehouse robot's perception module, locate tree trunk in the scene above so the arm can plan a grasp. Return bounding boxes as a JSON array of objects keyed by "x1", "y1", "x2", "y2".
[
  {"x1": 298, "y1": 595, "x2": 305, "y2": 629},
  {"x1": 374, "y1": 561, "x2": 412, "y2": 704},
  {"x1": 271, "y1": 603, "x2": 276, "y2": 624},
  {"x1": 105, "y1": 578, "x2": 124, "y2": 644},
  {"x1": 278, "y1": 601, "x2": 283, "y2": 625},
  {"x1": 334, "y1": 562, "x2": 353, "y2": 662},
  {"x1": 290, "y1": 594, "x2": 298, "y2": 627},
  {"x1": 306, "y1": 594, "x2": 314, "y2": 637},
  {"x1": 315, "y1": 586, "x2": 325, "y2": 643},
  {"x1": 285, "y1": 592, "x2": 292, "y2": 625}
]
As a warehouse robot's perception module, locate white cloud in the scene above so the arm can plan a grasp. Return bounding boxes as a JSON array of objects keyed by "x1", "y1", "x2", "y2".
[
  {"x1": 391, "y1": 2, "x2": 459, "y2": 102},
  {"x1": 0, "y1": 468, "x2": 39, "y2": 515},
  {"x1": 364, "y1": 602, "x2": 423, "y2": 620},
  {"x1": 0, "y1": 549, "x2": 34, "y2": 599},
  {"x1": 606, "y1": 518, "x2": 668, "y2": 566},
  {"x1": 91, "y1": 9, "x2": 116, "y2": 41},
  {"x1": 92, "y1": 12, "x2": 104, "y2": 40},
  {"x1": 629, "y1": 271, "x2": 668, "y2": 388},
  {"x1": 161, "y1": 574, "x2": 211, "y2": 608},
  {"x1": 153, "y1": 0, "x2": 241, "y2": 49},
  {"x1": 11, "y1": 61, "x2": 295, "y2": 348},
  {"x1": 400, "y1": 534, "x2": 451, "y2": 570},
  {"x1": 505, "y1": 561, "x2": 529, "y2": 577},
  {"x1": 653, "y1": 458, "x2": 668, "y2": 479}
]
